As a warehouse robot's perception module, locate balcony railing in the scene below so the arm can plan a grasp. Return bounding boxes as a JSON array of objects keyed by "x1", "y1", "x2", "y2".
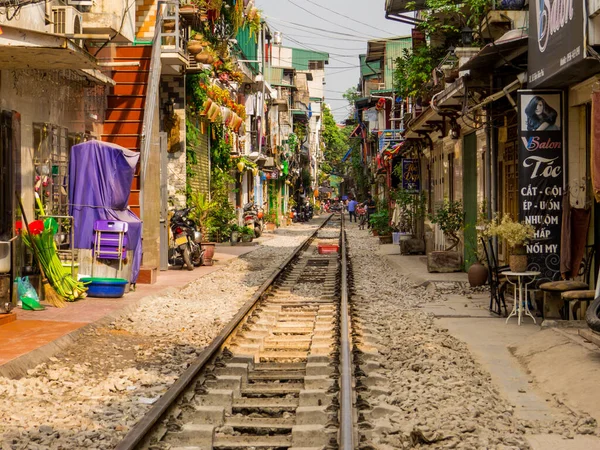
[{"x1": 160, "y1": 1, "x2": 188, "y2": 68}]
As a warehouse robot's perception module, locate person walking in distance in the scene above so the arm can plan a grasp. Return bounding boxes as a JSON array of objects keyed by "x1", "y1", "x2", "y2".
[
  {"x1": 347, "y1": 196, "x2": 358, "y2": 223},
  {"x1": 364, "y1": 195, "x2": 376, "y2": 229}
]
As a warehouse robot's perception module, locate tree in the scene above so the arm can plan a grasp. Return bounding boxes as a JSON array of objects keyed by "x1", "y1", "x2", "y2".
[{"x1": 320, "y1": 105, "x2": 348, "y2": 178}]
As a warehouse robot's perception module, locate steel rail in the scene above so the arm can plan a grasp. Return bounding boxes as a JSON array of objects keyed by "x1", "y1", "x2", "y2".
[
  {"x1": 114, "y1": 215, "x2": 333, "y2": 450},
  {"x1": 339, "y1": 213, "x2": 354, "y2": 448}
]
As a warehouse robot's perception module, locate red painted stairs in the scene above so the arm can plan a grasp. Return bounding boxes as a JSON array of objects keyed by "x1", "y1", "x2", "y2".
[{"x1": 101, "y1": 46, "x2": 152, "y2": 218}]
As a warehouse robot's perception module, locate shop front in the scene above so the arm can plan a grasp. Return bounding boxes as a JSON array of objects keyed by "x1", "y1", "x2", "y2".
[{"x1": 520, "y1": 0, "x2": 600, "y2": 291}]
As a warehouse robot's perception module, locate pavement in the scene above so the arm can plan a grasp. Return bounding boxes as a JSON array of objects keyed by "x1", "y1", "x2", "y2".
[
  {"x1": 377, "y1": 242, "x2": 600, "y2": 449},
  {"x1": 0, "y1": 243, "x2": 259, "y2": 378}
]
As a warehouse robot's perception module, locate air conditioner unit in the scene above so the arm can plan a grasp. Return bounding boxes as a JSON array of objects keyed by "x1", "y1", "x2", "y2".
[{"x1": 52, "y1": 6, "x2": 83, "y2": 37}]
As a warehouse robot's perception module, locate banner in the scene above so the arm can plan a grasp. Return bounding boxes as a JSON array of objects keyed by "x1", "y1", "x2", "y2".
[
  {"x1": 528, "y1": 0, "x2": 584, "y2": 88},
  {"x1": 518, "y1": 90, "x2": 564, "y2": 283},
  {"x1": 401, "y1": 158, "x2": 420, "y2": 193}
]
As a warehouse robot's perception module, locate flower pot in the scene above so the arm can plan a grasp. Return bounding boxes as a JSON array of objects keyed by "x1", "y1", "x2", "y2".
[
  {"x1": 188, "y1": 41, "x2": 204, "y2": 55},
  {"x1": 230, "y1": 231, "x2": 240, "y2": 244},
  {"x1": 195, "y1": 52, "x2": 214, "y2": 64},
  {"x1": 201, "y1": 242, "x2": 216, "y2": 266},
  {"x1": 509, "y1": 254, "x2": 528, "y2": 273},
  {"x1": 371, "y1": 230, "x2": 379, "y2": 237},
  {"x1": 468, "y1": 262, "x2": 489, "y2": 287},
  {"x1": 265, "y1": 223, "x2": 276, "y2": 232},
  {"x1": 379, "y1": 235, "x2": 393, "y2": 245},
  {"x1": 241, "y1": 234, "x2": 253, "y2": 243}
]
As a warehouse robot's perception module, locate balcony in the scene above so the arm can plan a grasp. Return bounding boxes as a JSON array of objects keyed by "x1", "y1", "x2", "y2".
[
  {"x1": 160, "y1": 1, "x2": 189, "y2": 75},
  {"x1": 479, "y1": 9, "x2": 528, "y2": 41}
]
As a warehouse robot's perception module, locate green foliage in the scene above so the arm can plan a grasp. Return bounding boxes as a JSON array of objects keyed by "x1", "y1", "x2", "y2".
[
  {"x1": 343, "y1": 87, "x2": 360, "y2": 104},
  {"x1": 186, "y1": 70, "x2": 211, "y2": 113},
  {"x1": 240, "y1": 226, "x2": 254, "y2": 236},
  {"x1": 391, "y1": 188, "x2": 426, "y2": 234},
  {"x1": 429, "y1": 200, "x2": 464, "y2": 250},
  {"x1": 287, "y1": 133, "x2": 298, "y2": 152},
  {"x1": 187, "y1": 192, "x2": 216, "y2": 237},
  {"x1": 410, "y1": 0, "x2": 492, "y2": 36},
  {"x1": 321, "y1": 105, "x2": 348, "y2": 176},
  {"x1": 211, "y1": 124, "x2": 232, "y2": 171},
  {"x1": 206, "y1": 169, "x2": 236, "y2": 242},
  {"x1": 369, "y1": 210, "x2": 392, "y2": 235},
  {"x1": 394, "y1": 46, "x2": 445, "y2": 100}
]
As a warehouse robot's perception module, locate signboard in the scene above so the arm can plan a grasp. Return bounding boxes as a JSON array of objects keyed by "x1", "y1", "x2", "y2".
[
  {"x1": 528, "y1": 0, "x2": 584, "y2": 88},
  {"x1": 518, "y1": 90, "x2": 564, "y2": 283},
  {"x1": 401, "y1": 158, "x2": 420, "y2": 192},
  {"x1": 412, "y1": 28, "x2": 426, "y2": 50}
]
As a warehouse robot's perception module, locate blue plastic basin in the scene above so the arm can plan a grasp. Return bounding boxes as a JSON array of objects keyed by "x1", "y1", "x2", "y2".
[{"x1": 81, "y1": 277, "x2": 128, "y2": 298}]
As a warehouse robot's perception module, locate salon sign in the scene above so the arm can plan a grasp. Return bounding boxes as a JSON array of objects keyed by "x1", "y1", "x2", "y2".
[
  {"x1": 528, "y1": 0, "x2": 584, "y2": 88},
  {"x1": 518, "y1": 90, "x2": 565, "y2": 284}
]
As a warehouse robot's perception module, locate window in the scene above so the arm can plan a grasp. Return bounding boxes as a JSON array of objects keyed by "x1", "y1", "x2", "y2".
[
  {"x1": 308, "y1": 60, "x2": 324, "y2": 70},
  {"x1": 33, "y1": 123, "x2": 70, "y2": 216}
]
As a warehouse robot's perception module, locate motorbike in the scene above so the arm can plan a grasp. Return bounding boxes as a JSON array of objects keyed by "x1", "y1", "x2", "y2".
[
  {"x1": 168, "y1": 208, "x2": 204, "y2": 270},
  {"x1": 243, "y1": 201, "x2": 264, "y2": 237},
  {"x1": 305, "y1": 203, "x2": 314, "y2": 220}
]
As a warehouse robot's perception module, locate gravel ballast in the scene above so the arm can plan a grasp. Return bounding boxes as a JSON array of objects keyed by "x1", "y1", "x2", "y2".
[
  {"x1": 346, "y1": 226, "x2": 597, "y2": 449},
  {"x1": 0, "y1": 224, "x2": 320, "y2": 450}
]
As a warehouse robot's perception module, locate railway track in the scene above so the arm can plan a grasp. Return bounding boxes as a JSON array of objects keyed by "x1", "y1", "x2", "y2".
[{"x1": 115, "y1": 214, "x2": 356, "y2": 450}]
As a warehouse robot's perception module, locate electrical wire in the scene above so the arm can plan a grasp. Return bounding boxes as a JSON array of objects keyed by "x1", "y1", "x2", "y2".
[
  {"x1": 284, "y1": 0, "x2": 381, "y2": 41},
  {"x1": 266, "y1": 17, "x2": 371, "y2": 42},
  {"x1": 303, "y1": 0, "x2": 399, "y2": 37},
  {"x1": 265, "y1": 15, "x2": 387, "y2": 40},
  {"x1": 282, "y1": 36, "x2": 358, "y2": 66}
]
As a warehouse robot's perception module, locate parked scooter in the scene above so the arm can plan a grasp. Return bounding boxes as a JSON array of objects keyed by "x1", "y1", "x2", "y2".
[
  {"x1": 169, "y1": 208, "x2": 204, "y2": 270},
  {"x1": 305, "y1": 203, "x2": 314, "y2": 220},
  {"x1": 243, "y1": 201, "x2": 264, "y2": 238}
]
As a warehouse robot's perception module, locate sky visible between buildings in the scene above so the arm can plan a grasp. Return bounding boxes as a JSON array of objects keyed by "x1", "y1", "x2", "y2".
[{"x1": 256, "y1": 0, "x2": 411, "y2": 123}]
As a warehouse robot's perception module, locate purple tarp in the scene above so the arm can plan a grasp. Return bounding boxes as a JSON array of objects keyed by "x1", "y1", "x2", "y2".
[{"x1": 68, "y1": 140, "x2": 142, "y2": 283}]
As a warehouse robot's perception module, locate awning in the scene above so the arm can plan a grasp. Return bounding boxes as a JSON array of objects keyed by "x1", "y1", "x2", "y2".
[
  {"x1": 341, "y1": 147, "x2": 353, "y2": 162},
  {"x1": 366, "y1": 39, "x2": 386, "y2": 62},
  {"x1": 461, "y1": 29, "x2": 528, "y2": 72},
  {"x1": 0, "y1": 24, "x2": 98, "y2": 69},
  {"x1": 385, "y1": 0, "x2": 426, "y2": 14}
]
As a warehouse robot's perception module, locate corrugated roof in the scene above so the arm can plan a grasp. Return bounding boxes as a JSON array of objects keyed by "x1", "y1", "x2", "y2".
[
  {"x1": 290, "y1": 48, "x2": 329, "y2": 70},
  {"x1": 360, "y1": 54, "x2": 381, "y2": 77},
  {"x1": 385, "y1": 37, "x2": 412, "y2": 90}
]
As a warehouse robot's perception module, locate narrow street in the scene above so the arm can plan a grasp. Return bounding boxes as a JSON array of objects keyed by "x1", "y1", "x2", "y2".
[{"x1": 3, "y1": 0, "x2": 600, "y2": 449}]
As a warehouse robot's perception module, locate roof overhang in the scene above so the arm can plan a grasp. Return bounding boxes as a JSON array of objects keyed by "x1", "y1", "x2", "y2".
[
  {"x1": 0, "y1": 24, "x2": 98, "y2": 69},
  {"x1": 366, "y1": 40, "x2": 386, "y2": 63},
  {"x1": 461, "y1": 30, "x2": 528, "y2": 72},
  {"x1": 385, "y1": 0, "x2": 427, "y2": 14}
]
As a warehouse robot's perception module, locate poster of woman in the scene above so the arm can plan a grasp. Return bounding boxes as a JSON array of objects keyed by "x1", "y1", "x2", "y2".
[{"x1": 520, "y1": 93, "x2": 561, "y2": 131}]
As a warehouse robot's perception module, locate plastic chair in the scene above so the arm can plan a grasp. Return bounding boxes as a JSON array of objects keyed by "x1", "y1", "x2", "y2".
[{"x1": 92, "y1": 220, "x2": 128, "y2": 276}]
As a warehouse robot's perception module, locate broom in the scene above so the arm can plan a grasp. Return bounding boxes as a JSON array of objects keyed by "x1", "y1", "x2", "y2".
[{"x1": 16, "y1": 193, "x2": 66, "y2": 308}]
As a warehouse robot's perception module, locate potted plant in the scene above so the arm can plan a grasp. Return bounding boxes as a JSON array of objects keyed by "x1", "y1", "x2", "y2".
[
  {"x1": 427, "y1": 200, "x2": 464, "y2": 273},
  {"x1": 240, "y1": 226, "x2": 254, "y2": 243},
  {"x1": 229, "y1": 224, "x2": 242, "y2": 244},
  {"x1": 369, "y1": 210, "x2": 393, "y2": 243},
  {"x1": 391, "y1": 188, "x2": 426, "y2": 254},
  {"x1": 264, "y1": 211, "x2": 278, "y2": 232},
  {"x1": 485, "y1": 214, "x2": 535, "y2": 272},
  {"x1": 188, "y1": 192, "x2": 217, "y2": 265}
]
